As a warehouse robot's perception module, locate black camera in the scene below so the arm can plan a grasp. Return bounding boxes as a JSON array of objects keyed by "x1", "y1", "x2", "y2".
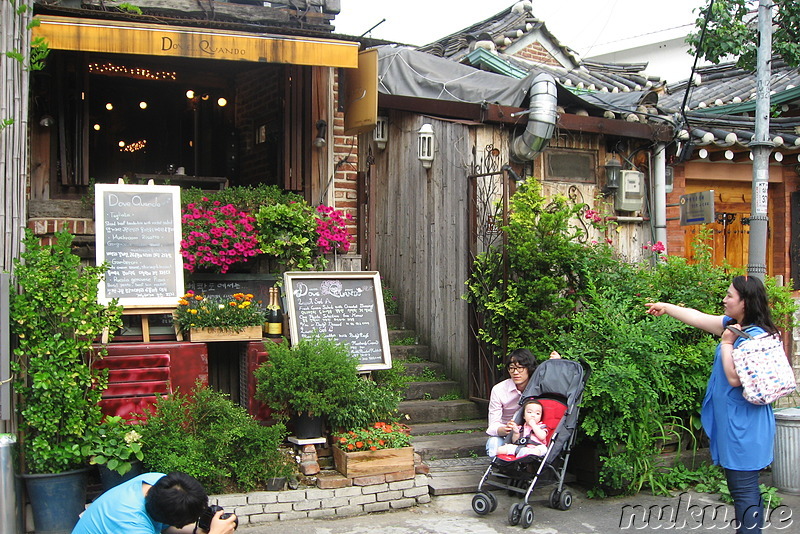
[{"x1": 198, "y1": 505, "x2": 238, "y2": 532}]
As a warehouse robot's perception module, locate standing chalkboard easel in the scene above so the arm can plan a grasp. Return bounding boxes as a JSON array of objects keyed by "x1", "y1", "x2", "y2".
[
  {"x1": 95, "y1": 182, "x2": 184, "y2": 340},
  {"x1": 283, "y1": 271, "x2": 392, "y2": 371}
]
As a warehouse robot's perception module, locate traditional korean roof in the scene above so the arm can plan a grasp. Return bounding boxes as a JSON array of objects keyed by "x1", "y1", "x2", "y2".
[
  {"x1": 658, "y1": 60, "x2": 800, "y2": 157},
  {"x1": 418, "y1": 1, "x2": 665, "y2": 99}
]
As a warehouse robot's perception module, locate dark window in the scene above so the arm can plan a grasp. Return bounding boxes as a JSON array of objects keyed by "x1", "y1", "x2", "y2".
[{"x1": 544, "y1": 149, "x2": 596, "y2": 183}]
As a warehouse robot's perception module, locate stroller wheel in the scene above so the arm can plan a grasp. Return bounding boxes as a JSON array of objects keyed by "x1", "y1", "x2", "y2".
[
  {"x1": 520, "y1": 504, "x2": 534, "y2": 529},
  {"x1": 558, "y1": 490, "x2": 573, "y2": 510},
  {"x1": 548, "y1": 489, "x2": 560, "y2": 509},
  {"x1": 486, "y1": 491, "x2": 498, "y2": 512},
  {"x1": 471, "y1": 492, "x2": 492, "y2": 516},
  {"x1": 508, "y1": 503, "x2": 522, "y2": 526}
]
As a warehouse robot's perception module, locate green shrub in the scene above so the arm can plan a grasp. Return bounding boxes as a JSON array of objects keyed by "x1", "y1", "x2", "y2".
[
  {"x1": 139, "y1": 384, "x2": 291, "y2": 493},
  {"x1": 465, "y1": 179, "x2": 798, "y2": 495},
  {"x1": 254, "y1": 334, "x2": 361, "y2": 418}
]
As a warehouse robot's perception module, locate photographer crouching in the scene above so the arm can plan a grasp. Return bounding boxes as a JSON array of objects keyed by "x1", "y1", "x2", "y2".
[{"x1": 72, "y1": 472, "x2": 238, "y2": 534}]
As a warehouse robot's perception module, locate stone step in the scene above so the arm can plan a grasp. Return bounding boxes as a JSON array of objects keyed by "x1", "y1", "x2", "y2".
[
  {"x1": 388, "y1": 329, "x2": 417, "y2": 344},
  {"x1": 408, "y1": 419, "x2": 486, "y2": 436},
  {"x1": 399, "y1": 399, "x2": 481, "y2": 424},
  {"x1": 402, "y1": 361, "x2": 444, "y2": 377},
  {"x1": 385, "y1": 314, "x2": 404, "y2": 330},
  {"x1": 390, "y1": 344, "x2": 430, "y2": 360},
  {"x1": 410, "y1": 430, "x2": 487, "y2": 462},
  {"x1": 403, "y1": 380, "x2": 461, "y2": 400},
  {"x1": 424, "y1": 457, "x2": 491, "y2": 496}
]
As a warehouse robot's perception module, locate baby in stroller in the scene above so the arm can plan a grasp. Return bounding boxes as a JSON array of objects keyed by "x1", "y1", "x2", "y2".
[{"x1": 495, "y1": 399, "x2": 548, "y2": 459}]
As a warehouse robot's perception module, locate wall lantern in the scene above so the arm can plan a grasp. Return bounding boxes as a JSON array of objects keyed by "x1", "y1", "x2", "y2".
[
  {"x1": 418, "y1": 124, "x2": 435, "y2": 168},
  {"x1": 603, "y1": 155, "x2": 622, "y2": 195},
  {"x1": 374, "y1": 116, "x2": 388, "y2": 150}
]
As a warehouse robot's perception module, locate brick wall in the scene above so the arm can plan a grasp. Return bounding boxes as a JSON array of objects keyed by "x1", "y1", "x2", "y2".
[
  {"x1": 331, "y1": 69, "x2": 359, "y2": 253},
  {"x1": 209, "y1": 475, "x2": 430, "y2": 525},
  {"x1": 512, "y1": 42, "x2": 561, "y2": 67},
  {"x1": 235, "y1": 66, "x2": 283, "y2": 186}
]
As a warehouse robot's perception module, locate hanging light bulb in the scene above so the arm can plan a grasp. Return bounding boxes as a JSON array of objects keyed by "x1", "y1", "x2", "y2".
[
  {"x1": 106, "y1": 103, "x2": 114, "y2": 111},
  {"x1": 217, "y1": 97, "x2": 227, "y2": 107},
  {"x1": 93, "y1": 124, "x2": 101, "y2": 131},
  {"x1": 186, "y1": 90, "x2": 195, "y2": 99},
  {"x1": 139, "y1": 101, "x2": 148, "y2": 109}
]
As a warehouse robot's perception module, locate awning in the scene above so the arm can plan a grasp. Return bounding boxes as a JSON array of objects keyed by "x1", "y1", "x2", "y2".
[{"x1": 33, "y1": 15, "x2": 359, "y2": 68}]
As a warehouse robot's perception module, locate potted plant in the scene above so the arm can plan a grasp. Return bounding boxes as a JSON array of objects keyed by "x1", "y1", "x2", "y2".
[
  {"x1": 81, "y1": 416, "x2": 145, "y2": 490},
  {"x1": 331, "y1": 421, "x2": 414, "y2": 478},
  {"x1": 254, "y1": 334, "x2": 361, "y2": 438},
  {"x1": 173, "y1": 291, "x2": 267, "y2": 341},
  {"x1": 10, "y1": 229, "x2": 123, "y2": 532},
  {"x1": 179, "y1": 198, "x2": 260, "y2": 274}
]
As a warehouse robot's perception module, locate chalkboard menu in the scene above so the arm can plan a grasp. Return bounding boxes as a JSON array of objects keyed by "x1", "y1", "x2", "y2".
[
  {"x1": 284, "y1": 271, "x2": 392, "y2": 371},
  {"x1": 186, "y1": 274, "x2": 279, "y2": 307},
  {"x1": 95, "y1": 184, "x2": 184, "y2": 306}
]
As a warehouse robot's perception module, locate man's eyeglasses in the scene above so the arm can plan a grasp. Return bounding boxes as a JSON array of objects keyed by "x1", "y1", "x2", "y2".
[{"x1": 507, "y1": 365, "x2": 526, "y2": 374}]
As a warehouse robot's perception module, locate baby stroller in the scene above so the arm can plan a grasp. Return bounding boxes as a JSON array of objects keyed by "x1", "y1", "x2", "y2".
[{"x1": 471, "y1": 357, "x2": 589, "y2": 528}]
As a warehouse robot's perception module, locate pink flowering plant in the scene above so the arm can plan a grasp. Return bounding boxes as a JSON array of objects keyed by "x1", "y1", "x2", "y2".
[
  {"x1": 180, "y1": 198, "x2": 260, "y2": 274},
  {"x1": 315, "y1": 205, "x2": 352, "y2": 254}
]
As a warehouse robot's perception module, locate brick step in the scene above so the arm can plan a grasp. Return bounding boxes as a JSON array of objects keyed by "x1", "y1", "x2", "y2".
[
  {"x1": 399, "y1": 399, "x2": 481, "y2": 424},
  {"x1": 402, "y1": 380, "x2": 461, "y2": 401}
]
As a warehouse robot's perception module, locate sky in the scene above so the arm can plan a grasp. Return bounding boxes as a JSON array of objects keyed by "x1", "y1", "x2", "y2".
[{"x1": 334, "y1": 0, "x2": 707, "y2": 58}]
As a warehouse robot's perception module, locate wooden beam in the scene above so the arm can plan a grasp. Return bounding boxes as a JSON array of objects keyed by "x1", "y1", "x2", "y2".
[
  {"x1": 378, "y1": 94, "x2": 671, "y2": 141},
  {"x1": 34, "y1": 15, "x2": 358, "y2": 67}
]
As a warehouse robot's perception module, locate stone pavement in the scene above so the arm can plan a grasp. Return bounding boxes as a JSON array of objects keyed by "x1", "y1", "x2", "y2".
[{"x1": 238, "y1": 483, "x2": 800, "y2": 534}]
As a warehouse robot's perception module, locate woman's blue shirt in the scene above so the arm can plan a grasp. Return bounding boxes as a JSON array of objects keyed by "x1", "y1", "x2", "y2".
[{"x1": 700, "y1": 318, "x2": 774, "y2": 470}]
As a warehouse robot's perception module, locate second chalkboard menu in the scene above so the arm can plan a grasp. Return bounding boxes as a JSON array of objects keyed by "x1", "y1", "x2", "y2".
[{"x1": 283, "y1": 271, "x2": 392, "y2": 371}]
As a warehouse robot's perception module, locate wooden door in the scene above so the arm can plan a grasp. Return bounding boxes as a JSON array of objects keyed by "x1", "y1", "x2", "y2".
[{"x1": 683, "y1": 182, "x2": 772, "y2": 273}]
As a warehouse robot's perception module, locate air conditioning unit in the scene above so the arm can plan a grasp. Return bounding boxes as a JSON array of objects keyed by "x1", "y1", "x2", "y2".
[{"x1": 615, "y1": 170, "x2": 644, "y2": 212}]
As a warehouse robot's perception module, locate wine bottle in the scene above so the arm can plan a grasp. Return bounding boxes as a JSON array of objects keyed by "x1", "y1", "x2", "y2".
[{"x1": 266, "y1": 287, "x2": 283, "y2": 338}]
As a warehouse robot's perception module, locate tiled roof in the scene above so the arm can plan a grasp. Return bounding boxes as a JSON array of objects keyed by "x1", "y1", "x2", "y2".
[
  {"x1": 658, "y1": 60, "x2": 800, "y2": 156},
  {"x1": 418, "y1": 1, "x2": 665, "y2": 97},
  {"x1": 659, "y1": 60, "x2": 800, "y2": 113}
]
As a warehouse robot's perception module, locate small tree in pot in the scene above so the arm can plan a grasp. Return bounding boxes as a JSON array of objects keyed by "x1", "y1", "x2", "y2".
[
  {"x1": 10, "y1": 230, "x2": 123, "y2": 531},
  {"x1": 254, "y1": 333, "x2": 360, "y2": 437}
]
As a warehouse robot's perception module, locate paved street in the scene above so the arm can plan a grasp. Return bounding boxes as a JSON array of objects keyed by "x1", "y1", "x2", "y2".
[{"x1": 240, "y1": 484, "x2": 800, "y2": 534}]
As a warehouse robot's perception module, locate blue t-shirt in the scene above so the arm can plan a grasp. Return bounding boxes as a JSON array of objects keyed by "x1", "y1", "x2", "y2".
[
  {"x1": 700, "y1": 318, "x2": 775, "y2": 470},
  {"x1": 72, "y1": 473, "x2": 169, "y2": 534}
]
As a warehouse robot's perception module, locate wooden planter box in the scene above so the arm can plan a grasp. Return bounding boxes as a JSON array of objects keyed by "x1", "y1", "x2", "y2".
[
  {"x1": 187, "y1": 326, "x2": 262, "y2": 342},
  {"x1": 332, "y1": 445, "x2": 414, "y2": 478}
]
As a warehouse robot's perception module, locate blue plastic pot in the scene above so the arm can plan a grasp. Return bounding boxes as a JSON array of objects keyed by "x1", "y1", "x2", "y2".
[{"x1": 21, "y1": 468, "x2": 88, "y2": 533}]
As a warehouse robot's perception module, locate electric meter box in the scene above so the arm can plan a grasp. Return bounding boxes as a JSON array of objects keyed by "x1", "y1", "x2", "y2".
[{"x1": 615, "y1": 170, "x2": 644, "y2": 212}]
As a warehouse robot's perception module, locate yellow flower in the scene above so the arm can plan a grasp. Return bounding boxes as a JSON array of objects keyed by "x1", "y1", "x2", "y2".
[{"x1": 189, "y1": 309, "x2": 198, "y2": 315}]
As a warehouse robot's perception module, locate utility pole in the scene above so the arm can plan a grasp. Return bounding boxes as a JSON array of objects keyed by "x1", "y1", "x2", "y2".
[{"x1": 748, "y1": 0, "x2": 774, "y2": 280}]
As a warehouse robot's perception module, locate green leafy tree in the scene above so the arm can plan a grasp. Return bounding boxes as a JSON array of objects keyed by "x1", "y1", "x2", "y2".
[
  {"x1": 10, "y1": 230, "x2": 123, "y2": 473},
  {"x1": 687, "y1": 0, "x2": 800, "y2": 69}
]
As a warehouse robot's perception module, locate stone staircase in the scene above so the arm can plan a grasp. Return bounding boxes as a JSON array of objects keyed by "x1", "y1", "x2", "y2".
[{"x1": 386, "y1": 314, "x2": 490, "y2": 495}]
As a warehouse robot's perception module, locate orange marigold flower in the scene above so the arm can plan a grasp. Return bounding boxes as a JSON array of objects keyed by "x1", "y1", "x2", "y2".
[
  {"x1": 370, "y1": 446, "x2": 377, "y2": 451},
  {"x1": 347, "y1": 443, "x2": 354, "y2": 450},
  {"x1": 339, "y1": 437, "x2": 346, "y2": 443},
  {"x1": 194, "y1": 295, "x2": 203, "y2": 301},
  {"x1": 378, "y1": 440, "x2": 385, "y2": 446},
  {"x1": 355, "y1": 441, "x2": 363, "y2": 448}
]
